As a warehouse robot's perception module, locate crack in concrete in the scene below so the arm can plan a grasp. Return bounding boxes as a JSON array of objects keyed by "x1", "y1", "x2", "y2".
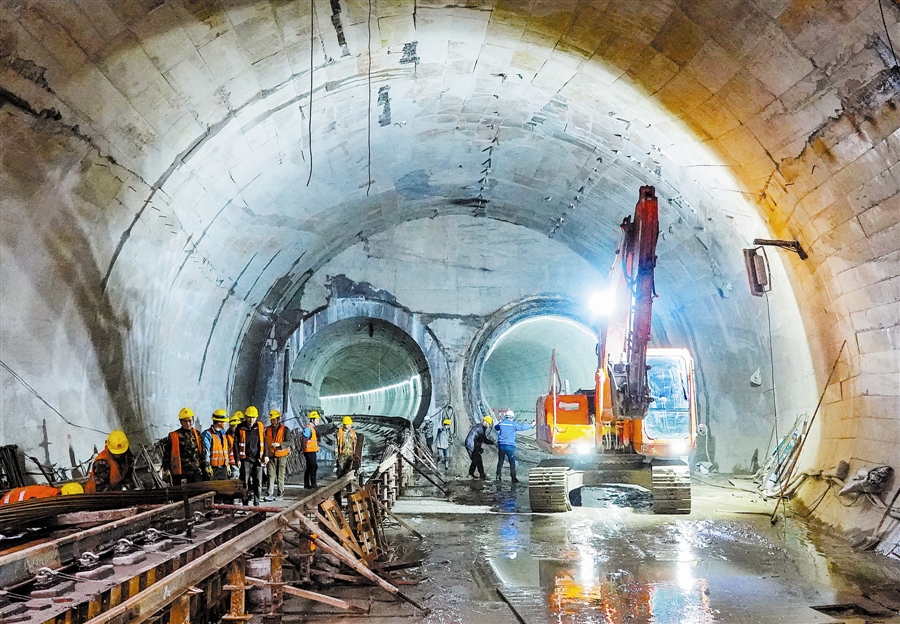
[{"x1": 198, "y1": 253, "x2": 258, "y2": 382}]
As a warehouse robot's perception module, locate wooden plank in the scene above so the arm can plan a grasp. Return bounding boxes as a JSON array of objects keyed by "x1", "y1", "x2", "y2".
[
  {"x1": 313, "y1": 508, "x2": 367, "y2": 562},
  {"x1": 55, "y1": 508, "x2": 138, "y2": 526},
  {"x1": 247, "y1": 576, "x2": 366, "y2": 612},
  {"x1": 83, "y1": 473, "x2": 356, "y2": 624},
  {"x1": 288, "y1": 512, "x2": 428, "y2": 615}
]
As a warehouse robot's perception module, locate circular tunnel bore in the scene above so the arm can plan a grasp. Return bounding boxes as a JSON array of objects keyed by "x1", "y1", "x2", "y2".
[
  {"x1": 480, "y1": 316, "x2": 598, "y2": 420},
  {"x1": 289, "y1": 317, "x2": 430, "y2": 424}
]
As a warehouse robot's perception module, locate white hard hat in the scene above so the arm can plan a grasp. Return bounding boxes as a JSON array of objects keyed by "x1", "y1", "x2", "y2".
[{"x1": 505, "y1": 410, "x2": 515, "y2": 418}]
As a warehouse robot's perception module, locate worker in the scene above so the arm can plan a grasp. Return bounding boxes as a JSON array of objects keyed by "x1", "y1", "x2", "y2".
[
  {"x1": 333, "y1": 415, "x2": 357, "y2": 507},
  {"x1": 85, "y1": 430, "x2": 134, "y2": 492},
  {"x1": 335, "y1": 416, "x2": 357, "y2": 477},
  {"x1": 465, "y1": 415, "x2": 495, "y2": 479},
  {"x1": 301, "y1": 411, "x2": 320, "y2": 489},
  {"x1": 1, "y1": 482, "x2": 83, "y2": 504},
  {"x1": 226, "y1": 411, "x2": 244, "y2": 478},
  {"x1": 2, "y1": 482, "x2": 84, "y2": 504},
  {"x1": 237, "y1": 405, "x2": 266, "y2": 505},
  {"x1": 264, "y1": 409, "x2": 291, "y2": 501},
  {"x1": 435, "y1": 418, "x2": 453, "y2": 470},
  {"x1": 494, "y1": 410, "x2": 535, "y2": 483},
  {"x1": 203, "y1": 409, "x2": 235, "y2": 481},
  {"x1": 163, "y1": 408, "x2": 210, "y2": 484}
]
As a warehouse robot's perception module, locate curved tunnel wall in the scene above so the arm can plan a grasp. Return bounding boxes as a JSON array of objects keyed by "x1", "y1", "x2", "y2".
[
  {"x1": 479, "y1": 315, "x2": 599, "y2": 419},
  {"x1": 0, "y1": 0, "x2": 897, "y2": 534}
]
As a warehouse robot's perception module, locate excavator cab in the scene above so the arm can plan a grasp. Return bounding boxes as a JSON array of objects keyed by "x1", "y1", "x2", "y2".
[{"x1": 641, "y1": 348, "x2": 697, "y2": 459}]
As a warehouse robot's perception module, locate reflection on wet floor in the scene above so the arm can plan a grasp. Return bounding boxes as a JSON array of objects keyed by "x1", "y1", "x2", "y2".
[{"x1": 392, "y1": 479, "x2": 900, "y2": 624}]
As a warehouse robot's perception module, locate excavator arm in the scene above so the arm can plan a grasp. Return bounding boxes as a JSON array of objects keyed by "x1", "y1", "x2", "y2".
[{"x1": 598, "y1": 185, "x2": 659, "y2": 420}]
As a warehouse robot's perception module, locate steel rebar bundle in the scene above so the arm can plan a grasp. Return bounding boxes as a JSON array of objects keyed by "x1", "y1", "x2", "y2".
[{"x1": 0, "y1": 480, "x2": 244, "y2": 533}]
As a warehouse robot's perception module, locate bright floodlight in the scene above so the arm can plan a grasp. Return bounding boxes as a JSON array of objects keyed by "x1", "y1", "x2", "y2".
[{"x1": 587, "y1": 290, "x2": 613, "y2": 317}]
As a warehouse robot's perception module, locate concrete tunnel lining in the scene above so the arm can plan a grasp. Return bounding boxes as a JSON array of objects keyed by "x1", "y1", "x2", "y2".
[
  {"x1": 254, "y1": 297, "x2": 450, "y2": 430},
  {"x1": 0, "y1": 0, "x2": 897, "y2": 540}
]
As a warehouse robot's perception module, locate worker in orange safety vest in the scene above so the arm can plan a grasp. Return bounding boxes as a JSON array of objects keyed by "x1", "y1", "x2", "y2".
[
  {"x1": 1, "y1": 482, "x2": 83, "y2": 505},
  {"x1": 85, "y1": 430, "x2": 133, "y2": 493},
  {"x1": 162, "y1": 408, "x2": 210, "y2": 484},
  {"x1": 264, "y1": 409, "x2": 291, "y2": 500},
  {"x1": 301, "y1": 411, "x2": 320, "y2": 489},
  {"x1": 203, "y1": 409, "x2": 236, "y2": 481}
]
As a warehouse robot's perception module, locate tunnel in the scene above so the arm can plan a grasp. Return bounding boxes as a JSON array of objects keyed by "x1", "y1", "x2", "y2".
[
  {"x1": 478, "y1": 315, "x2": 598, "y2": 419},
  {"x1": 287, "y1": 315, "x2": 431, "y2": 423},
  {"x1": 1, "y1": 0, "x2": 898, "y2": 619}
]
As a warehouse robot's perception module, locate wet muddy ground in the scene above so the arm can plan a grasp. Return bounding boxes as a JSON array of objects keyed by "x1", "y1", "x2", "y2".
[{"x1": 280, "y1": 476, "x2": 900, "y2": 624}]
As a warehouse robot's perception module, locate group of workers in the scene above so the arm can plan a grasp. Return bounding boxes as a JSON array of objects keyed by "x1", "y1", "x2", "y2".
[
  {"x1": 158, "y1": 406, "x2": 359, "y2": 503},
  {"x1": 3, "y1": 406, "x2": 530, "y2": 506},
  {"x1": 160, "y1": 405, "x2": 300, "y2": 505},
  {"x1": 1, "y1": 407, "x2": 351, "y2": 507},
  {"x1": 458, "y1": 409, "x2": 535, "y2": 483}
]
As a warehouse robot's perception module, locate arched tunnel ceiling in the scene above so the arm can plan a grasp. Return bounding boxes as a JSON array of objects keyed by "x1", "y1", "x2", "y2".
[{"x1": 2, "y1": 0, "x2": 898, "y2": 534}]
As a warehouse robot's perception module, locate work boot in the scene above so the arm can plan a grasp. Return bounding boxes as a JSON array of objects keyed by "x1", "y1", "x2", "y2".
[{"x1": 511, "y1": 477, "x2": 519, "y2": 483}]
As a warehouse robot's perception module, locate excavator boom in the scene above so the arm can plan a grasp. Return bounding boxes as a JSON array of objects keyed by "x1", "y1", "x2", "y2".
[{"x1": 599, "y1": 185, "x2": 659, "y2": 419}]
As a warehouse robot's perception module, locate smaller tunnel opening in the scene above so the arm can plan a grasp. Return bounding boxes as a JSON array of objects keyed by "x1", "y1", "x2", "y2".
[
  {"x1": 289, "y1": 317, "x2": 431, "y2": 425},
  {"x1": 480, "y1": 316, "x2": 599, "y2": 420}
]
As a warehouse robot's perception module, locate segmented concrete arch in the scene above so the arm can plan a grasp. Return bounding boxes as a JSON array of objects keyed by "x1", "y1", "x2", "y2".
[
  {"x1": 255, "y1": 298, "x2": 450, "y2": 429},
  {"x1": 463, "y1": 295, "x2": 601, "y2": 425}
]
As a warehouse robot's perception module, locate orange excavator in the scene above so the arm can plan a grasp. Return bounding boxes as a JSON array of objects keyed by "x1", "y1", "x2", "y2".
[{"x1": 529, "y1": 186, "x2": 698, "y2": 514}]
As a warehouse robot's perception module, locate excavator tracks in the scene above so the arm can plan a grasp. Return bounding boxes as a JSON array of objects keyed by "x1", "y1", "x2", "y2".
[
  {"x1": 528, "y1": 466, "x2": 583, "y2": 513},
  {"x1": 651, "y1": 464, "x2": 691, "y2": 514}
]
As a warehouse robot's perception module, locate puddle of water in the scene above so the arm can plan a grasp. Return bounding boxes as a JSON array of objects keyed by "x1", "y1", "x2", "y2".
[{"x1": 490, "y1": 552, "x2": 717, "y2": 624}]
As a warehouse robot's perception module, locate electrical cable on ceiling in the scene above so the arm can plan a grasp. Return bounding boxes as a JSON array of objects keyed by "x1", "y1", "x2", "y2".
[
  {"x1": 306, "y1": 0, "x2": 314, "y2": 186},
  {"x1": 879, "y1": 0, "x2": 899, "y2": 68},
  {"x1": 366, "y1": 0, "x2": 373, "y2": 197},
  {"x1": 0, "y1": 359, "x2": 109, "y2": 435}
]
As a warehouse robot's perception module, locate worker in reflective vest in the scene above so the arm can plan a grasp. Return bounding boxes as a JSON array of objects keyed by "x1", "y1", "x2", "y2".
[
  {"x1": 237, "y1": 406, "x2": 266, "y2": 505},
  {"x1": 1, "y1": 482, "x2": 83, "y2": 505},
  {"x1": 226, "y1": 411, "x2": 244, "y2": 478},
  {"x1": 335, "y1": 416, "x2": 357, "y2": 478},
  {"x1": 301, "y1": 411, "x2": 320, "y2": 489},
  {"x1": 203, "y1": 409, "x2": 236, "y2": 480},
  {"x1": 163, "y1": 407, "x2": 210, "y2": 484},
  {"x1": 264, "y1": 409, "x2": 291, "y2": 500},
  {"x1": 85, "y1": 430, "x2": 133, "y2": 493}
]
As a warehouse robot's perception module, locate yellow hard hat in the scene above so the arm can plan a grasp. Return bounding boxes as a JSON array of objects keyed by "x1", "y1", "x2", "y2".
[
  {"x1": 308, "y1": 410, "x2": 320, "y2": 420},
  {"x1": 230, "y1": 412, "x2": 244, "y2": 426},
  {"x1": 212, "y1": 409, "x2": 228, "y2": 422},
  {"x1": 107, "y1": 430, "x2": 129, "y2": 454},
  {"x1": 443, "y1": 419, "x2": 451, "y2": 425},
  {"x1": 245, "y1": 405, "x2": 259, "y2": 418},
  {"x1": 341, "y1": 416, "x2": 353, "y2": 425},
  {"x1": 179, "y1": 407, "x2": 194, "y2": 420},
  {"x1": 61, "y1": 482, "x2": 84, "y2": 496},
  {"x1": 269, "y1": 409, "x2": 281, "y2": 420},
  {"x1": 483, "y1": 415, "x2": 493, "y2": 425}
]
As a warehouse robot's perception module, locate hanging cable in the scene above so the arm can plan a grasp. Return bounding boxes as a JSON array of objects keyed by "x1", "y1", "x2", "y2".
[
  {"x1": 879, "y1": 0, "x2": 899, "y2": 68},
  {"x1": 0, "y1": 358, "x2": 109, "y2": 435},
  {"x1": 306, "y1": 0, "x2": 314, "y2": 186},
  {"x1": 366, "y1": 0, "x2": 373, "y2": 196},
  {"x1": 762, "y1": 247, "x2": 779, "y2": 457}
]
